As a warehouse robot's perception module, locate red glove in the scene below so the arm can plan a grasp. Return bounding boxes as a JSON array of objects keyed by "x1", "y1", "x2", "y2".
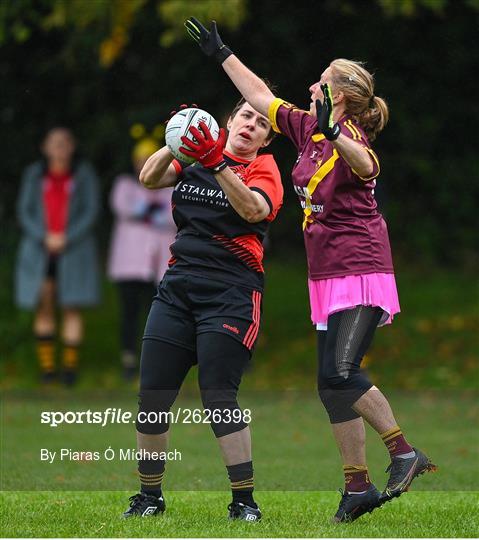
[
  {"x1": 180, "y1": 122, "x2": 227, "y2": 173},
  {"x1": 165, "y1": 103, "x2": 198, "y2": 124}
]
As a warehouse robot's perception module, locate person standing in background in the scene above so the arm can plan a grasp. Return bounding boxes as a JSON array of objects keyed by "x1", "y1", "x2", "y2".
[
  {"x1": 15, "y1": 127, "x2": 100, "y2": 386},
  {"x1": 108, "y1": 126, "x2": 176, "y2": 380}
]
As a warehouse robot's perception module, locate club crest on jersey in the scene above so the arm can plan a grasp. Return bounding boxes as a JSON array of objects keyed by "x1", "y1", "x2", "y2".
[{"x1": 229, "y1": 164, "x2": 247, "y2": 182}]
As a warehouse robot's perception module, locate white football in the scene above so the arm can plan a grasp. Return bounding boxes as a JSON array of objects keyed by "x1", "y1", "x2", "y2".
[{"x1": 165, "y1": 107, "x2": 220, "y2": 164}]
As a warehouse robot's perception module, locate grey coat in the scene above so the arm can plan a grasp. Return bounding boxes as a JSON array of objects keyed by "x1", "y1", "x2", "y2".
[{"x1": 15, "y1": 160, "x2": 101, "y2": 309}]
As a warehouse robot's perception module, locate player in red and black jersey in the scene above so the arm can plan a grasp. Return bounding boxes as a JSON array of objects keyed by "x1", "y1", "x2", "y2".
[{"x1": 123, "y1": 100, "x2": 283, "y2": 521}]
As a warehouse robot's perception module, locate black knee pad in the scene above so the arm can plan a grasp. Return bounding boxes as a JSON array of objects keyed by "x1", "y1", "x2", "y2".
[
  {"x1": 317, "y1": 370, "x2": 372, "y2": 424},
  {"x1": 136, "y1": 389, "x2": 179, "y2": 434},
  {"x1": 200, "y1": 389, "x2": 247, "y2": 438},
  {"x1": 318, "y1": 386, "x2": 362, "y2": 423}
]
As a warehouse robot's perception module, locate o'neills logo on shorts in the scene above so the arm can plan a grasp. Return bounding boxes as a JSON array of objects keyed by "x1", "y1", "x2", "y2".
[{"x1": 223, "y1": 323, "x2": 240, "y2": 334}]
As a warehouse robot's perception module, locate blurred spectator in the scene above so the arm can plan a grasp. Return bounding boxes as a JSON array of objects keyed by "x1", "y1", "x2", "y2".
[
  {"x1": 107, "y1": 126, "x2": 176, "y2": 380},
  {"x1": 15, "y1": 127, "x2": 100, "y2": 386}
]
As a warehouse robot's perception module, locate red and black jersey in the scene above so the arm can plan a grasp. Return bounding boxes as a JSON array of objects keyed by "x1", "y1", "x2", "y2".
[{"x1": 168, "y1": 150, "x2": 283, "y2": 291}]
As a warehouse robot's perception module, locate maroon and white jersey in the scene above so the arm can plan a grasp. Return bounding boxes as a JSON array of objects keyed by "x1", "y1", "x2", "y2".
[{"x1": 268, "y1": 98, "x2": 394, "y2": 280}]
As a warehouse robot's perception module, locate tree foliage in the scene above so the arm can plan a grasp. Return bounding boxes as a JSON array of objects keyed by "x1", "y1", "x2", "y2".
[
  {"x1": 1, "y1": 0, "x2": 478, "y2": 266},
  {"x1": 2, "y1": 0, "x2": 475, "y2": 65},
  {"x1": 0, "y1": 0, "x2": 247, "y2": 66}
]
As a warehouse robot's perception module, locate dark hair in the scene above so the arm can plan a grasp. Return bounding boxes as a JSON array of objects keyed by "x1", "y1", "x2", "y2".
[
  {"x1": 40, "y1": 126, "x2": 80, "y2": 173},
  {"x1": 43, "y1": 126, "x2": 76, "y2": 142}
]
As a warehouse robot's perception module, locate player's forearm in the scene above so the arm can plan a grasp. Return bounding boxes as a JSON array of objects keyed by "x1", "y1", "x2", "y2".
[
  {"x1": 222, "y1": 55, "x2": 275, "y2": 118},
  {"x1": 214, "y1": 167, "x2": 269, "y2": 223},
  {"x1": 332, "y1": 134, "x2": 374, "y2": 178},
  {"x1": 139, "y1": 147, "x2": 176, "y2": 189}
]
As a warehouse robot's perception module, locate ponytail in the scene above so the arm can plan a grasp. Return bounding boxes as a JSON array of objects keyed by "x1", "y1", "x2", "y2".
[
  {"x1": 356, "y1": 95, "x2": 389, "y2": 142},
  {"x1": 330, "y1": 59, "x2": 389, "y2": 141}
]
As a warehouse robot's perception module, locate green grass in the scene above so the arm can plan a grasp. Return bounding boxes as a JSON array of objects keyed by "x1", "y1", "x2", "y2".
[
  {"x1": 1, "y1": 391, "x2": 478, "y2": 536},
  {"x1": 1, "y1": 392, "x2": 477, "y2": 491},
  {"x1": 1, "y1": 260, "x2": 478, "y2": 536},
  {"x1": 1, "y1": 260, "x2": 477, "y2": 391},
  {"x1": 0, "y1": 491, "x2": 477, "y2": 537}
]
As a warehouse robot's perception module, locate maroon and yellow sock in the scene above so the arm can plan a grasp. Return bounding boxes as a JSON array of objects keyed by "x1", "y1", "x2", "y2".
[
  {"x1": 36, "y1": 334, "x2": 56, "y2": 374},
  {"x1": 381, "y1": 425, "x2": 413, "y2": 457},
  {"x1": 62, "y1": 342, "x2": 80, "y2": 370},
  {"x1": 343, "y1": 465, "x2": 371, "y2": 493}
]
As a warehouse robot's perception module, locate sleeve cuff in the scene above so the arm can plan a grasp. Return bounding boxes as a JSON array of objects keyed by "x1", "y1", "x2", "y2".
[
  {"x1": 172, "y1": 159, "x2": 183, "y2": 175},
  {"x1": 355, "y1": 148, "x2": 380, "y2": 181},
  {"x1": 250, "y1": 186, "x2": 273, "y2": 214},
  {"x1": 268, "y1": 98, "x2": 286, "y2": 134}
]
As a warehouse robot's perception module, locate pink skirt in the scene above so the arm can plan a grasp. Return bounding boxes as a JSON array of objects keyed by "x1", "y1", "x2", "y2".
[{"x1": 308, "y1": 273, "x2": 400, "y2": 330}]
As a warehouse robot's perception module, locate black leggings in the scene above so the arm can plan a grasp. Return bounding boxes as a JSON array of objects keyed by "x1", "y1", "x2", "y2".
[
  {"x1": 317, "y1": 306, "x2": 384, "y2": 424},
  {"x1": 137, "y1": 333, "x2": 251, "y2": 437}
]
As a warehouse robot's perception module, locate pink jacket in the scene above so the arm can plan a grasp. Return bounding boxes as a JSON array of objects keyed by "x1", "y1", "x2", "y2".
[{"x1": 107, "y1": 175, "x2": 176, "y2": 284}]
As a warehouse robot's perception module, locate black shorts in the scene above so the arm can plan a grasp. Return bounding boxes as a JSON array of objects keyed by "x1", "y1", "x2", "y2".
[{"x1": 143, "y1": 272, "x2": 263, "y2": 352}]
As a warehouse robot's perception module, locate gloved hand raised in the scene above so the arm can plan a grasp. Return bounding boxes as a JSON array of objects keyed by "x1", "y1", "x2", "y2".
[
  {"x1": 184, "y1": 17, "x2": 233, "y2": 63},
  {"x1": 180, "y1": 122, "x2": 227, "y2": 173},
  {"x1": 316, "y1": 83, "x2": 340, "y2": 141}
]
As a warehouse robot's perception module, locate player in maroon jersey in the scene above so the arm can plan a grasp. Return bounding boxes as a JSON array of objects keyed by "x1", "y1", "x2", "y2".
[
  {"x1": 122, "y1": 100, "x2": 283, "y2": 521},
  {"x1": 185, "y1": 18, "x2": 436, "y2": 522}
]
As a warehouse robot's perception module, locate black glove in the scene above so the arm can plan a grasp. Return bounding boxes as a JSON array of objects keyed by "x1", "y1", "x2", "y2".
[
  {"x1": 316, "y1": 83, "x2": 340, "y2": 141},
  {"x1": 184, "y1": 17, "x2": 233, "y2": 63}
]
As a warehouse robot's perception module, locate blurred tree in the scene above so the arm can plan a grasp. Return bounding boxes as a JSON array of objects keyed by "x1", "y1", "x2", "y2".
[
  {"x1": 2, "y1": 0, "x2": 476, "y2": 66},
  {"x1": 0, "y1": 0, "x2": 247, "y2": 66},
  {"x1": 0, "y1": 0, "x2": 478, "y2": 266}
]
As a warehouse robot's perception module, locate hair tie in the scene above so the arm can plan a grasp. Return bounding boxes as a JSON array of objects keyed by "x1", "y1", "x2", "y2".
[{"x1": 369, "y1": 95, "x2": 375, "y2": 108}]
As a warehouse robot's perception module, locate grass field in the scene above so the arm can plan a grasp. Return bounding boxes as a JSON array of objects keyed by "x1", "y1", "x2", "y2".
[
  {"x1": 1, "y1": 261, "x2": 477, "y2": 536},
  {"x1": 1, "y1": 490, "x2": 477, "y2": 537},
  {"x1": 1, "y1": 261, "x2": 477, "y2": 391},
  {"x1": 1, "y1": 391, "x2": 478, "y2": 536}
]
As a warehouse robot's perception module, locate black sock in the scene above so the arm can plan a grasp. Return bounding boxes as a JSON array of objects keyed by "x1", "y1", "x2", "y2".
[
  {"x1": 227, "y1": 461, "x2": 256, "y2": 507},
  {"x1": 138, "y1": 458, "x2": 165, "y2": 499}
]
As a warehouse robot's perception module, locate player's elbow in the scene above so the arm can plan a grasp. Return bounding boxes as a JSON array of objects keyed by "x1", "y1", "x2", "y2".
[
  {"x1": 139, "y1": 170, "x2": 156, "y2": 189},
  {"x1": 243, "y1": 205, "x2": 268, "y2": 223},
  {"x1": 138, "y1": 167, "x2": 147, "y2": 185},
  {"x1": 244, "y1": 213, "x2": 261, "y2": 223},
  {"x1": 356, "y1": 161, "x2": 374, "y2": 179}
]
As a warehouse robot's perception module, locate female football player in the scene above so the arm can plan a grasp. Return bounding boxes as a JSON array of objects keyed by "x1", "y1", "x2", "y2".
[
  {"x1": 184, "y1": 18, "x2": 436, "y2": 523},
  {"x1": 123, "y1": 101, "x2": 283, "y2": 521}
]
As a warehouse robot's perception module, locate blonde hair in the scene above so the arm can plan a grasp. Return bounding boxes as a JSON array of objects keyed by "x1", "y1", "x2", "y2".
[{"x1": 330, "y1": 59, "x2": 389, "y2": 141}]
